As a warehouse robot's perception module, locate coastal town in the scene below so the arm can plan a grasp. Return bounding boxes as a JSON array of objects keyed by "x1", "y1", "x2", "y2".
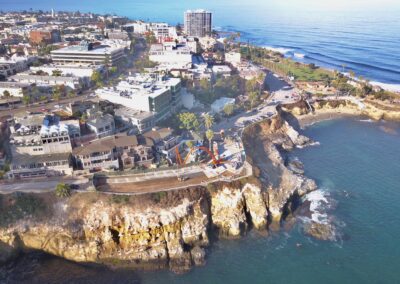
[
  {"x1": 1, "y1": 6, "x2": 400, "y2": 278},
  {"x1": 0, "y1": 9, "x2": 399, "y2": 195}
]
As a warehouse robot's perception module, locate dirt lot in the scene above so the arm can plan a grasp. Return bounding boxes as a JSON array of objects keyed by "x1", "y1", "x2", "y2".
[{"x1": 98, "y1": 172, "x2": 211, "y2": 194}]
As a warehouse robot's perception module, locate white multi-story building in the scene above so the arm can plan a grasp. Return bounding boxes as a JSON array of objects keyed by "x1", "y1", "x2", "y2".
[
  {"x1": 149, "y1": 42, "x2": 192, "y2": 70},
  {"x1": 8, "y1": 74, "x2": 85, "y2": 90},
  {"x1": 8, "y1": 114, "x2": 76, "y2": 178},
  {"x1": 96, "y1": 73, "x2": 182, "y2": 121},
  {"x1": 30, "y1": 63, "x2": 105, "y2": 79},
  {"x1": 51, "y1": 40, "x2": 126, "y2": 66},
  {"x1": 10, "y1": 114, "x2": 74, "y2": 156},
  {"x1": 114, "y1": 106, "x2": 155, "y2": 134},
  {"x1": 150, "y1": 23, "x2": 177, "y2": 41},
  {"x1": 184, "y1": 10, "x2": 212, "y2": 38}
]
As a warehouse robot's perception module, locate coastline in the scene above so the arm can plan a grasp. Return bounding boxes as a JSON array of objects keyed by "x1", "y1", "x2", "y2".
[
  {"x1": 296, "y1": 109, "x2": 362, "y2": 128},
  {"x1": 1, "y1": 103, "x2": 399, "y2": 273}
]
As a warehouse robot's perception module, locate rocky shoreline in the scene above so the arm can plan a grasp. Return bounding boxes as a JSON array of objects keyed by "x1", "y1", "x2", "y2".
[
  {"x1": 1, "y1": 99, "x2": 399, "y2": 273},
  {"x1": 0, "y1": 112, "x2": 319, "y2": 273},
  {"x1": 283, "y1": 98, "x2": 400, "y2": 128}
]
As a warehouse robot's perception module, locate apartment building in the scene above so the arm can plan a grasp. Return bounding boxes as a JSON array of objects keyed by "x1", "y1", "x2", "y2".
[
  {"x1": 149, "y1": 42, "x2": 192, "y2": 70},
  {"x1": 184, "y1": 10, "x2": 212, "y2": 38},
  {"x1": 8, "y1": 152, "x2": 72, "y2": 179}
]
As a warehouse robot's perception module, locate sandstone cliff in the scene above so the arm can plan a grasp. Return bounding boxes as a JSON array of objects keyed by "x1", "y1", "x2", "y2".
[
  {"x1": 0, "y1": 182, "x2": 268, "y2": 273},
  {"x1": 0, "y1": 112, "x2": 324, "y2": 272},
  {"x1": 242, "y1": 114, "x2": 317, "y2": 222}
]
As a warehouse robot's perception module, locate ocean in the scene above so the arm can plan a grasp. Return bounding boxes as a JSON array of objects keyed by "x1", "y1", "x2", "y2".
[
  {"x1": 1, "y1": 0, "x2": 400, "y2": 90},
  {"x1": 2, "y1": 118, "x2": 400, "y2": 283}
]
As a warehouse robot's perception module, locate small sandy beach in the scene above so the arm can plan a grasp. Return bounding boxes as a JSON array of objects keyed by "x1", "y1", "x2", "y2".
[{"x1": 297, "y1": 108, "x2": 364, "y2": 128}]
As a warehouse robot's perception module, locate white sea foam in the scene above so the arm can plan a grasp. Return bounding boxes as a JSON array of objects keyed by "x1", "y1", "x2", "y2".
[
  {"x1": 369, "y1": 81, "x2": 400, "y2": 93},
  {"x1": 294, "y1": 53, "x2": 305, "y2": 59},
  {"x1": 303, "y1": 189, "x2": 330, "y2": 224},
  {"x1": 263, "y1": 46, "x2": 293, "y2": 55},
  {"x1": 296, "y1": 141, "x2": 320, "y2": 149},
  {"x1": 359, "y1": 119, "x2": 374, "y2": 123}
]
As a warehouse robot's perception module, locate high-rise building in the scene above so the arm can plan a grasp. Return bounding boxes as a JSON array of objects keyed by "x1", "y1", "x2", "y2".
[{"x1": 184, "y1": 9, "x2": 212, "y2": 38}]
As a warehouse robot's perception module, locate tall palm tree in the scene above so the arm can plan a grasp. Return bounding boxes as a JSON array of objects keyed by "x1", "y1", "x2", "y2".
[{"x1": 203, "y1": 113, "x2": 214, "y2": 130}]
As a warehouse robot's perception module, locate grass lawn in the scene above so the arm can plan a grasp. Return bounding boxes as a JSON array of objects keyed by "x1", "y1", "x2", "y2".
[{"x1": 264, "y1": 58, "x2": 335, "y2": 82}]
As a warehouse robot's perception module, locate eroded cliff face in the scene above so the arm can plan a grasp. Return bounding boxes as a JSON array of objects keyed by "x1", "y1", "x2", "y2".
[
  {"x1": 210, "y1": 183, "x2": 268, "y2": 237},
  {"x1": 0, "y1": 182, "x2": 268, "y2": 273},
  {"x1": 243, "y1": 114, "x2": 317, "y2": 222}
]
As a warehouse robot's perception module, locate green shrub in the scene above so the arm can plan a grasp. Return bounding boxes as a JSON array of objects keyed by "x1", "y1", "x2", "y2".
[
  {"x1": 55, "y1": 183, "x2": 71, "y2": 198},
  {"x1": 0, "y1": 194, "x2": 47, "y2": 227}
]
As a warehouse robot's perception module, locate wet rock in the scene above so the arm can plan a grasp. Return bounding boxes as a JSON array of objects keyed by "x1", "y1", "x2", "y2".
[
  {"x1": 288, "y1": 159, "x2": 305, "y2": 175},
  {"x1": 191, "y1": 246, "x2": 206, "y2": 266},
  {"x1": 303, "y1": 222, "x2": 336, "y2": 241}
]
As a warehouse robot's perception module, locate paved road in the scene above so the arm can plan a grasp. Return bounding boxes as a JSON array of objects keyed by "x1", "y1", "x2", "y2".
[
  {"x1": 0, "y1": 90, "x2": 99, "y2": 117},
  {"x1": 0, "y1": 177, "x2": 89, "y2": 194}
]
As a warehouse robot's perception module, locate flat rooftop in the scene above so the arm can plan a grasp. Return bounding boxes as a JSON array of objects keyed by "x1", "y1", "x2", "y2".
[
  {"x1": 0, "y1": 81, "x2": 30, "y2": 88},
  {"x1": 12, "y1": 152, "x2": 70, "y2": 166},
  {"x1": 51, "y1": 44, "x2": 123, "y2": 55},
  {"x1": 114, "y1": 106, "x2": 154, "y2": 120}
]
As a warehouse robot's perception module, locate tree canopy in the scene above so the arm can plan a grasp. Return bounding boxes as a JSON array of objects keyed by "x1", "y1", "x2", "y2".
[
  {"x1": 223, "y1": 104, "x2": 235, "y2": 117},
  {"x1": 178, "y1": 112, "x2": 200, "y2": 131}
]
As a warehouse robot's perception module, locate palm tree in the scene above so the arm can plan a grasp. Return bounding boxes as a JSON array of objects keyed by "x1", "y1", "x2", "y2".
[
  {"x1": 205, "y1": 129, "x2": 214, "y2": 150},
  {"x1": 203, "y1": 113, "x2": 214, "y2": 130},
  {"x1": 55, "y1": 183, "x2": 71, "y2": 198}
]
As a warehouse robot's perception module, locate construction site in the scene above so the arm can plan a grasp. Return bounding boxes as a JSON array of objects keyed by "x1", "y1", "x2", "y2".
[{"x1": 96, "y1": 135, "x2": 252, "y2": 194}]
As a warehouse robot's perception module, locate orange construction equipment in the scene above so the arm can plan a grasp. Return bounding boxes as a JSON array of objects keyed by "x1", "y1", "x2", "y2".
[
  {"x1": 175, "y1": 145, "x2": 183, "y2": 165},
  {"x1": 183, "y1": 146, "x2": 225, "y2": 166}
]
